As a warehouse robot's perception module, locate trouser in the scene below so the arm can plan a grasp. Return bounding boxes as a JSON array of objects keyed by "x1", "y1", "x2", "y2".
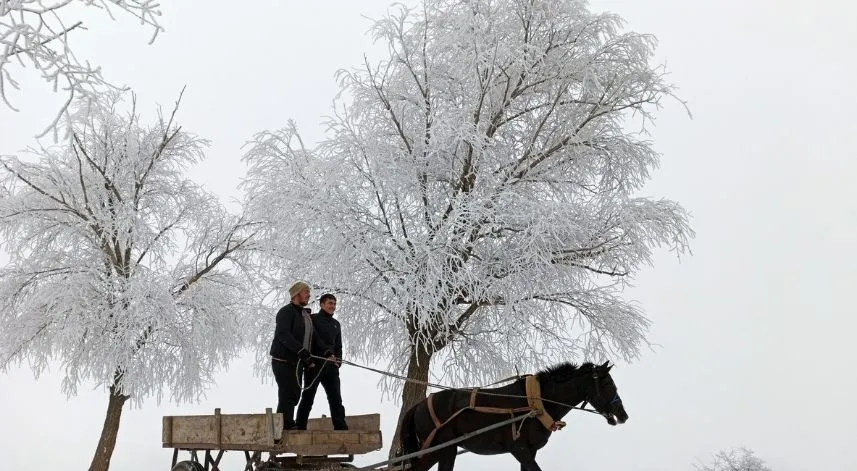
[
  {"x1": 295, "y1": 362, "x2": 348, "y2": 430},
  {"x1": 272, "y1": 358, "x2": 302, "y2": 429}
]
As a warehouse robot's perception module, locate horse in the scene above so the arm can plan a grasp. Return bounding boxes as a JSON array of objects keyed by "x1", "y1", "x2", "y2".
[{"x1": 396, "y1": 361, "x2": 628, "y2": 471}]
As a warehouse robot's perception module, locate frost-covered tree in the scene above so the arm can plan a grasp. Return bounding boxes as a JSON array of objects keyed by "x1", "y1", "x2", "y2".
[
  {"x1": 694, "y1": 447, "x2": 773, "y2": 471},
  {"x1": 1, "y1": 0, "x2": 163, "y2": 138},
  {"x1": 0, "y1": 90, "x2": 257, "y2": 471},
  {"x1": 242, "y1": 0, "x2": 692, "y2": 455}
]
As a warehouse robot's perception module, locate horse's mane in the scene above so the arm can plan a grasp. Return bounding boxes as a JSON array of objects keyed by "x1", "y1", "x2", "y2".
[{"x1": 535, "y1": 361, "x2": 597, "y2": 386}]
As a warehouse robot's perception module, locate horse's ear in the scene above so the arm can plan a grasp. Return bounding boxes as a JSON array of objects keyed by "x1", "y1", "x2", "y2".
[{"x1": 600, "y1": 361, "x2": 610, "y2": 369}]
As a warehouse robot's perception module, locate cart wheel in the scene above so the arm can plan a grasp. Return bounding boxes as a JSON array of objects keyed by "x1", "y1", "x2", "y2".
[{"x1": 171, "y1": 460, "x2": 204, "y2": 471}]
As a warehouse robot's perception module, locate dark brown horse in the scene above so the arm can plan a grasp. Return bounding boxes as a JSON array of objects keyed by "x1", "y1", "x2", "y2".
[{"x1": 397, "y1": 361, "x2": 628, "y2": 471}]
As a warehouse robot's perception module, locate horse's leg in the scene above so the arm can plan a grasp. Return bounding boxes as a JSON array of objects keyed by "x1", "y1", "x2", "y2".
[
  {"x1": 435, "y1": 445, "x2": 459, "y2": 471},
  {"x1": 410, "y1": 451, "x2": 442, "y2": 471},
  {"x1": 511, "y1": 445, "x2": 541, "y2": 471}
]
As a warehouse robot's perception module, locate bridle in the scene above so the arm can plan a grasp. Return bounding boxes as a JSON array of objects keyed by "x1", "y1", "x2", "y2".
[{"x1": 580, "y1": 369, "x2": 622, "y2": 420}]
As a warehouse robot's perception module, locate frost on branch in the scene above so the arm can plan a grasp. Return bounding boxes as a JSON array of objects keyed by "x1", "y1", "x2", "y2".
[
  {"x1": 0, "y1": 0, "x2": 163, "y2": 139},
  {"x1": 694, "y1": 447, "x2": 773, "y2": 471},
  {"x1": 0, "y1": 90, "x2": 257, "y2": 406},
  {"x1": 242, "y1": 0, "x2": 694, "y2": 395}
]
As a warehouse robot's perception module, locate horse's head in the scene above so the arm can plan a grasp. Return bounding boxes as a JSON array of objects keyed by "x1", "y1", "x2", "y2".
[
  {"x1": 536, "y1": 360, "x2": 629, "y2": 426},
  {"x1": 586, "y1": 361, "x2": 628, "y2": 426}
]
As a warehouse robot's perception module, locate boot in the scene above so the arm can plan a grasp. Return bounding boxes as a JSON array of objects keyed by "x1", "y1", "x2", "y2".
[
  {"x1": 295, "y1": 403, "x2": 312, "y2": 430},
  {"x1": 282, "y1": 405, "x2": 297, "y2": 431},
  {"x1": 332, "y1": 409, "x2": 348, "y2": 430}
]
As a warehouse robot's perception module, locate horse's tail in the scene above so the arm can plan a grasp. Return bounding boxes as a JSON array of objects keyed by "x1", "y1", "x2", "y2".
[{"x1": 397, "y1": 402, "x2": 421, "y2": 467}]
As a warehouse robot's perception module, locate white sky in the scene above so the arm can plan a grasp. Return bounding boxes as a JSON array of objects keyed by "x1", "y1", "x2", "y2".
[{"x1": 1, "y1": 1, "x2": 855, "y2": 470}]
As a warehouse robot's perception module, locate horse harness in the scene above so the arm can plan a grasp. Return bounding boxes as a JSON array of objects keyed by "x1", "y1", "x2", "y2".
[{"x1": 419, "y1": 375, "x2": 567, "y2": 451}]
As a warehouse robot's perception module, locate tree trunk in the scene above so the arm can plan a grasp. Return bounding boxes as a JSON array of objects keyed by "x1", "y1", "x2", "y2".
[
  {"x1": 388, "y1": 344, "x2": 433, "y2": 459},
  {"x1": 88, "y1": 384, "x2": 129, "y2": 471}
]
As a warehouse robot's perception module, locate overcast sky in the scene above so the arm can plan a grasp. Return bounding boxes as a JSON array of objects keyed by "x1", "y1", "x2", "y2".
[{"x1": 1, "y1": 1, "x2": 855, "y2": 470}]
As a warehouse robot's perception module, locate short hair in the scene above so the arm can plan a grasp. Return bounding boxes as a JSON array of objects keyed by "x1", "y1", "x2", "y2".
[{"x1": 319, "y1": 293, "x2": 337, "y2": 303}]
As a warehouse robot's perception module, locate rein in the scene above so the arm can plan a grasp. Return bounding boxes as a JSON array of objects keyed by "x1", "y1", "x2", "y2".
[{"x1": 309, "y1": 354, "x2": 611, "y2": 416}]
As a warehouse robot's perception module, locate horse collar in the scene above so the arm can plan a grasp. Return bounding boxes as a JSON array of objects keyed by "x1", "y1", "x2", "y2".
[{"x1": 525, "y1": 375, "x2": 565, "y2": 432}]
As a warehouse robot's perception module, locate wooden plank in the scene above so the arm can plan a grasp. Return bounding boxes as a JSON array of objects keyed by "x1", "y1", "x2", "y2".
[
  {"x1": 161, "y1": 411, "x2": 381, "y2": 454},
  {"x1": 214, "y1": 408, "x2": 222, "y2": 448},
  {"x1": 163, "y1": 416, "x2": 173, "y2": 446},
  {"x1": 284, "y1": 430, "x2": 382, "y2": 455},
  {"x1": 281, "y1": 438, "x2": 382, "y2": 456},
  {"x1": 166, "y1": 415, "x2": 216, "y2": 445},
  {"x1": 162, "y1": 412, "x2": 283, "y2": 447},
  {"x1": 265, "y1": 408, "x2": 274, "y2": 446},
  {"x1": 279, "y1": 431, "x2": 313, "y2": 447},
  {"x1": 221, "y1": 414, "x2": 280, "y2": 445},
  {"x1": 274, "y1": 456, "x2": 353, "y2": 467},
  {"x1": 167, "y1": 430, "x2": 383, "y2": 455},
  {"x1": 306, "y1": 413, "x2": 380, "y2": 431},
  {"x1": 278, "y1": 430, "x2": 381, "y2": 455}
]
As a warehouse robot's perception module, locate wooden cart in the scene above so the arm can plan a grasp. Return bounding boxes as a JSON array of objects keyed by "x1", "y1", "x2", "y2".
[{"x1": 162, "y1": 408, "x2": 383, "y2": 470}]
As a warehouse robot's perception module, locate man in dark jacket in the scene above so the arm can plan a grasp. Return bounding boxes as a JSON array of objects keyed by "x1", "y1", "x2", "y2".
[
  {"x1": 270, "y1": 281, "x2": 334, "y2": 430},
  {"x1": 295, "y1": 293, "x2": 349, "y2": 430}
]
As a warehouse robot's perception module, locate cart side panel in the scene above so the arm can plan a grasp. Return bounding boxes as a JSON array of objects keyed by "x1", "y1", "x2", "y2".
[
  {"x1": 162, "y1": 412, "x2": 284, "y2": 447},
  {"x1": 163, "y1": 415, "x2": 216, "y2": 447},
  {"x1": 165, "y1": 430, "x2": 382, "y2": 455},
  {"x1": 276, "y1": 430, "x2": 383, "y2": 455},
  {"x1": 221, "y1": 413, "x2": 284, "y2": 445},
  {"x1": 306, "y1": 413, "x2": 380, "y2": 431}
]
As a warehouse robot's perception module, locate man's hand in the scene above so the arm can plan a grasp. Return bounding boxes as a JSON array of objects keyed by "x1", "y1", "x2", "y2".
[
  {"x1": 298, "y1": 348, "x2": 311, "y2": 361},
  {"x1": 322, "y1": 350, "x2": 340, "y2": 368},
  {"x1": 322, "y1": 350, "x2": 341, "y2": 368}
]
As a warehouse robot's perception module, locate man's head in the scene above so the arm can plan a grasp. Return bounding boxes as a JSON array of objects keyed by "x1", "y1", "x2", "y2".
[
  {"x1": 289, "y1": 281, "x2": 311, "y2": 307},
  {"x1": 319, "y1": 293, "x2": 337, "y2": 315}
]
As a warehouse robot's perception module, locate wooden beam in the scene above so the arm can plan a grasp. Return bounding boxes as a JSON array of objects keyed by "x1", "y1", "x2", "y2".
[
  {"x1": 163, "y1": 412, "x2": 284, "y2": 447},
  {"x1": 306, "y1": 413, "x2": 380, "y2": 431},
  {"x1": 167, "y1": 430, "x2": 383, "y2": 455},
  {"x1": 265, "y1": 407, "x2": 274, "y2": 446},
  {"x1": 162, "y1": 416, "x2": 174, "y2": 446},
  {"x1": 214, "y1": 408, "x2": 222, "y2": 448}
]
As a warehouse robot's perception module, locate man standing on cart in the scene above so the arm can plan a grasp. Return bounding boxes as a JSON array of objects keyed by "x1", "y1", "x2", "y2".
[
  {"x1": 269, "y1": 281, "x2": 335, "y2": 430},
  {"x1": 295, "y1": 293, "x2": 349, "y2": 430}
]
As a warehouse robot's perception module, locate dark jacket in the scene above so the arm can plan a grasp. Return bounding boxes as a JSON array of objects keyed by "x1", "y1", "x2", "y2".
[
  {"x1": 269, "y1": 303, "x2": 334, "y2": 362},
  {"x1": 310, "y1": 310, "x2": 342, "y2": 359}
]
